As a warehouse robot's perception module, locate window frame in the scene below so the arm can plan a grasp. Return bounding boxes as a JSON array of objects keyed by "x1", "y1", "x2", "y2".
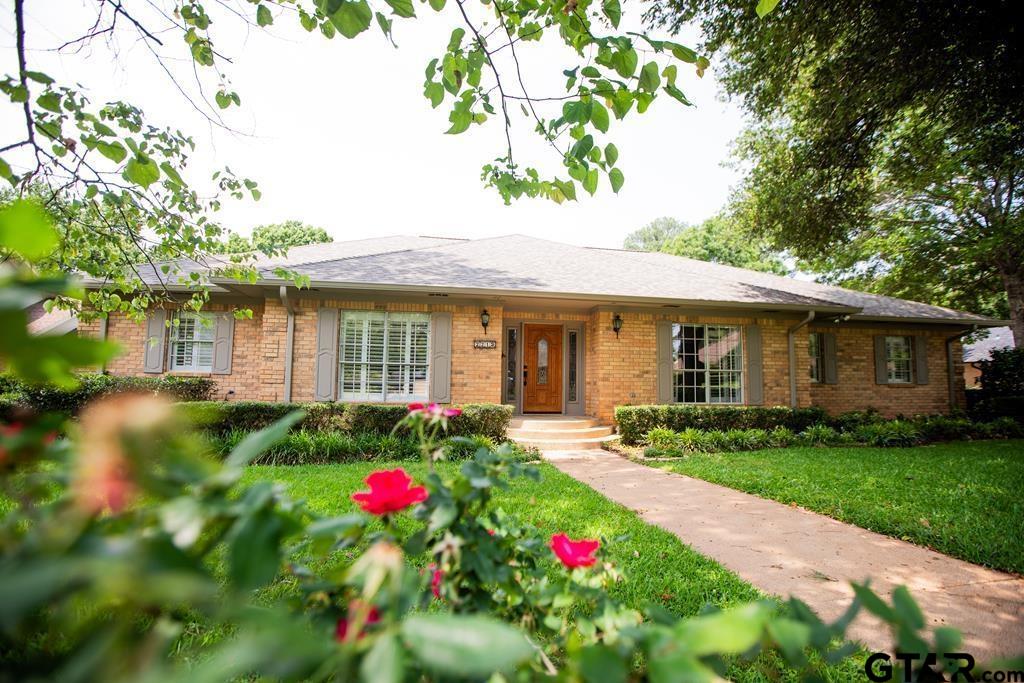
[
  {"x1": 670, "y1": 323, "x2": 744, "y2": 405},
  {"x1": 337, "y1": 310, "x2": 431, "y2": 402},
  {"x1": 808, "y1": 332, "x2": 823, "y2": 383},
  {"x1": 168, "y1": 311, "x2": 216, "y2": 372},
  {"x1": 884, "y1": 335, "x2": 914, "y2": 384}
]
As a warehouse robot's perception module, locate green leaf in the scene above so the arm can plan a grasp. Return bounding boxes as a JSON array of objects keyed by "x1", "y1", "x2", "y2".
[
  {"x1": 429, "y1": 0, "x2": 446, "y2": 10},
  {"x1": 24, "y1": 70, "x2": 53, "y2": 84},
  {"x1": 448, "y1": 27, "x2": 465, "y2": 51},
  {"x1": 604, "y1": 143, "x2": 618, "y2": 166},
  {"x1": 96, "y1": 140, "x2": 127, "y2": 163},
  {"x1": 159, "y1": 162, "x2": 185, "y2": 186},
  {"x1": 756, "y1": 0, "x2": 781, "y2": 18},
  {"x1": 579, "y1": 644, "x2": 627, "y2": 683},
  {"x1": 226, "y1": 411, "x2": 306, "y2": 467},
  {"x1": 123, "y1": 155, "x2": 161, "y2": 189},
  {"x1": 613, "y1": 48, "x2": 638, "y2": 79},
  {"x1": 601, "y1": 0, "x2": 621, "y2": 28},
  {"x1": 639, "y1": 61, "x2": 661, "y2": 93},
  {"x1": 850, "y1": 583, "x2": 896, "y2": 623},
  {"x1": 674, "y1": 603, "x2": 771, "y2": 656},
  {"x1": 664, "y1": 84, "x2": 692, "y2": 106},
  {"x1": 571, "y1": 134, "x2": 594, "y2": 160},
  {"x1": 361, "y1": 633, "x2": 404, "y2": 683},
  {"x1": 375, "y1": 12, "x2": 396, "y2": 47},
  {"x1": 227, "y1": 506, "x2": 289, "y2": 591},
  {"x1": 446, "y1": 110, "x2": 472, "y2": 135},
  {"x1": 669, "y1": 43, "x2": 698, "y2": 63},
  {"x1": 610, "y1": 90, "x2": 634, "y2": 119},
  {"x1": 583, "y1": 169, "x2": 599, "y2": 196},
  {"x1": 327, "y1": 0, "x2": 373, "y2": 38},
  {"x1": 37, "y1": 92, "x2": 61, "y2": 113},
  {"x1": 0, "y1": 199, "x2": 58, "y2": 260},
  {"x1": 609, "y1": 168, "x2": 624, "y2": 193},
  {"x1": 590, "y1": 100, "x2": 610, "y2": 133},
  {"x1": 0, "y1": 156, "x2": 14, "y2": 185},
  {"x1": 256, "y1": 4, "x2": 273, "y2": 26},
  {"x1": 401, "y1": 614, "x2": 533, "y2": 677},
  {"x1": 766, "y1": 618, "x2": 811, "y2": 664},
  {"x1": 891, "y1": 585, "x2": 925, "y2": 630},
  {"x1": 424, "y1": 82, "x2": 444, "y2": 108},
  {"x1": 384, "y1": 0, "x2": 415, "y2": 18}
]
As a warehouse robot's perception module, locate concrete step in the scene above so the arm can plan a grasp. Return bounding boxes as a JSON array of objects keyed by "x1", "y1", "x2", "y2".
[
  {"x1": 507, "y1": 426, "x2": 614, "y2": 440},
  {"x1": 509, "y1": 417, "x2": 599, "y2": 430},
  {"x1": 512, "y1": 434, "x2": 619, "y2": 451}
]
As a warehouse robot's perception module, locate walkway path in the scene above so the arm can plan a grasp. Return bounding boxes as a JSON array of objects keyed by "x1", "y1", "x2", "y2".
[{"x1": 546, "y1": 451, "x2": 1024, "y2": 662}]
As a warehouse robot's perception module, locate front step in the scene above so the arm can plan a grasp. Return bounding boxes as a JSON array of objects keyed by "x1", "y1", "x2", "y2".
[{"x1": 507, "y1": 416, "x2": 616, "y2": 450}]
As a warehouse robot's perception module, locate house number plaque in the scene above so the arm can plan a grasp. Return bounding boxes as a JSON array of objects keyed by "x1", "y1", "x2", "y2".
[{"x1": 473, "y1": 339, "x2": 497, "y2": 349}]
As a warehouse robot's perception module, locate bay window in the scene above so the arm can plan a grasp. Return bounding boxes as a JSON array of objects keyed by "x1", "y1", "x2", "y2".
[
  {"x1": 672, "y1": 324, "x2": 744, "y2": 404},
  {"x1": 339, "y1": 311, "x2": 430, "y2": 401}
]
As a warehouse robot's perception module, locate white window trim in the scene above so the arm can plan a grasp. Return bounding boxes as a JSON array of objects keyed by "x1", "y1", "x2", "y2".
[
  {"x1": 168, "y1": 311, "x2": 216, "y2": 372},
  {"x1": 338, "y1": 311, "x2": 431, "y2": 402},
  {"x1": 671, "y1": 323, "x2": 744, "y2": 405},
  {"x1": 884, "y1": 335, "x2": 914, "y2": 384},
  {"x1": 808, "y1": 332, "x2": 823, "y2": 384}
]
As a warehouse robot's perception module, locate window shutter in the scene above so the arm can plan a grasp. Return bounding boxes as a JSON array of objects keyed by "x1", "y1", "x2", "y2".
[
  {"x1": 429, "y1": 312, "x2": 452, "y2": 403},
  {"x1": 212, "y1": 313, "x2": 234, "y2": 375},
  {"x1": 822, "y1": 332, "x2": 838, "y2": 385},
  {"x1": 655, "y1": 321, "x2": 673, "y2": 404},
  {"x1": 914, "y1": 335, "x2": 930, "y2": 385},
  {"x1": 143, "y1": 309, "x2": 167, "y2": 374},
  {"x1": 314, "y1": 308, "x2": 339, "y2": 401},
  {"x1": 746, "y1": 324, "x2": 764, "y2": 405},
  {"x1": 873, "y1": 335, "x2": 888, "y2": 384}
]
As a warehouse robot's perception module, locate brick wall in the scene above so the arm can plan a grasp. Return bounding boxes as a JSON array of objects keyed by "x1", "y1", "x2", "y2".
[{"x1": 808, "y1": 325, "x2": 961, "y2": 416}]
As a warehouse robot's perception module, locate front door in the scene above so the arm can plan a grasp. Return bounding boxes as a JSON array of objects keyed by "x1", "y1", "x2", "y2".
[{"x1": 523, "y1": 323, "x2": 562, "y2": 413}]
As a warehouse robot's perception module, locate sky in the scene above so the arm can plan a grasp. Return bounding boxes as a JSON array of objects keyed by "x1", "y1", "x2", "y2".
[{"x1": 3, "y1": 0, "x2": 747, "y2": 249}]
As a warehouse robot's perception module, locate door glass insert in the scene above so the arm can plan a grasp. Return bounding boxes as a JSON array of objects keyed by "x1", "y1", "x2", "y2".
[
  {"x1": 505, "y1": 327, "x2": 518, "y2": 401},
  {"x1": 567, "y1": 330, "x2": 578, "y2": 402},
  {"x1": 537, "y1": 338, "x2": 548, "y2": 385}
]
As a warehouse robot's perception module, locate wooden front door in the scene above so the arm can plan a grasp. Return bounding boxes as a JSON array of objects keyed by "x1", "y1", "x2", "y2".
[{"x1": 523, "y1": 323, "x2": 562, "y2": 413}]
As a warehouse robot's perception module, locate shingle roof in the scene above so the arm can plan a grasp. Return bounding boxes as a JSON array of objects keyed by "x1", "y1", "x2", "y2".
[
  {"x1": 86, "y1": 233, "x2": 1001, "y2": 325},
  {"x1": 964, "y1": 327, "x2": 1015, "y2": 362}
]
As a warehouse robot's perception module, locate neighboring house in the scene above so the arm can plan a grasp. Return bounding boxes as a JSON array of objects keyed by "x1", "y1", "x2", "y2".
[
  {"x1": 26, "y1": 297, "x2": 77, "y2": 336},
  {"x1": 78, "y1": 234, "x2": 1002, "y2": 423},
  {"x1": 963, "y1": 327, "x2": 1015, "y2": 389}
]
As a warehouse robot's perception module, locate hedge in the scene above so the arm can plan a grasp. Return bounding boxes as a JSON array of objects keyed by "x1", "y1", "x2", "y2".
[
  {"x1": 180, "y1": 401, "x2": 513, "y2": 441},
  {"x1": 0, "y1": 373, "x2": 215, "y2": 415},
  {"x1": 614, "y1": 405, "x2": 829, "y2": 445}
]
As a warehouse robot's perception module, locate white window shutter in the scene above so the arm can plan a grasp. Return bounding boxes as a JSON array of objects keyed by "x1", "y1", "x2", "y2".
[
  {"x1": 143, "y1": 309, "x2": 167, "y2": 374},
  {"x1": 746, "y1": 324, "x2": 764, "y2": 405},
  {"x1": 429, "y1": 312, "x2": 452, "y2": 403},
  {"x1": 314, "y1": 308, "x2": 339, "y2": 401},
  {"x1": 212, "y1": 313, "x2": 234, "y2": 375}
]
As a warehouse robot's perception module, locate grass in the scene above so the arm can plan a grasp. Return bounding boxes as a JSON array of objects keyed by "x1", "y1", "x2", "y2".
[
  {"x1": 643, "y1": 440, "x2": 1024, "y2": 574},
  {"x1": 242, "y1": 461, "x2": 867, "y2": 682}
]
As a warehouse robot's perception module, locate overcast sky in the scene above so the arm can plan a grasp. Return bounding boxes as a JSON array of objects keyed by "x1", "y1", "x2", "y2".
[{"x1": 4, "y1": 1, "x2": 746, "y2": 249}]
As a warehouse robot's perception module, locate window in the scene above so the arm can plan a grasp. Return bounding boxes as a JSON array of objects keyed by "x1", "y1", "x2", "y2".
[
  {"x1": 808, "y1": 332, "x2": 823, "y2": 383},
  {"x1": 169, "y1": 312, "x2": 215, "y2": 372},
  {"x1": 339, "y1": 311, "x2": 430, "y2": 401},
  {"x1": 567, "y1": 330, "x2": 578, "y2": 402},
  {"x1": 672, "y1": 324, "x2": 743, "y2": 404},
  {"x1": 537, "y1": 338, "x2": 549, "y2": 385},
  {"x1": 505, "y1": 327, "x2": 518, "y2": 402},
  {"x1": 884, "y1": 335, "x2": 913, "y2": 384}
]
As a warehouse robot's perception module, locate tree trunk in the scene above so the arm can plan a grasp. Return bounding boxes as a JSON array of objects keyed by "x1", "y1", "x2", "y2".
[{"x1": 1002, "y1": 267, "x2": 1024, "y2": 349}]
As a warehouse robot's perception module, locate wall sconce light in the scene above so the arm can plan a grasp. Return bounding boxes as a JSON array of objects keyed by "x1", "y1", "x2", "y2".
[
  {"x1": 612, "y1": 313, "x2": 623, "y2": 339},
  {"x1": 480, "y1": 308, "x2": 491, "y2": 333}
]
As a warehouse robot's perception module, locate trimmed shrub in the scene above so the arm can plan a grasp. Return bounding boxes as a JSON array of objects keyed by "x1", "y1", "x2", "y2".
[
  {"x1": 3, "y1": 373, "x2": 215, "y2": 414},
  {"x1": 645, "y1": 427, "x2": 680, "y2": 450},
  {"x1": 829, "y1": 408, "x2": 885, "y2": 432},
  {"x1": 798, "y1": 424, "x2": 841, "y2": 447},
  {"x1": 972, "y1": 396, "x2": 1024, "y2": 423},
  {"x1": 725, "y1": 428, "x2": 771, "y2": 452},
  {"x1": 852, "y1": 420, "x2": 923, "y2": 447},
  {"x1": 615, "y1": 405, "x2": 828, "y2": 445},
  {"x1": 442, "y1": 435, "x2": 498, "y2": 460},
  {"x1": 976, "y1": 416, "x2": 1024, "y2": 440},
  {"x1": 912, "y1": 415, "x2": 976, "y2": 442},
  {"x1": 767, "y1": 426, "x2": 796, "y2": 448},
  {"x1": 448, "y1": 404, "x2": 513, "y2": 441}
]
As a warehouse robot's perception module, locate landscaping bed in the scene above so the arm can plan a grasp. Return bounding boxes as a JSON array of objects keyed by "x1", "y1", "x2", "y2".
[{"x1": 632, "y1": 441, "x2": 1024, "y2": 575}]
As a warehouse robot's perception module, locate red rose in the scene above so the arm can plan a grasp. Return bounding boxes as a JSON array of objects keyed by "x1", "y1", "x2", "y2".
[
  {"x1": 352, "y1": 468, "x2": 428, "y2": 515},
  {"x1": 407, "y1": 403, "x2": 425, "y2": 412},
  {"x1": 550, "y1": 532, "x2": 600, "y2": 569},
  {"x1": 335, "y1": 602, "x2": 380, "y2": 642},
  {"x1": 429, "y1": 564, "x2": 444, "y2": 599}
]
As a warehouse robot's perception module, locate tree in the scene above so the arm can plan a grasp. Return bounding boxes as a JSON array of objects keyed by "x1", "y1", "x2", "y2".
[
  {"x1": 1, "y1": 0, "x2": 713, "y2": 320},
  {"x1": 624, "y1": 214, "x2": 787, "y2": 274},
  {"x1": 647, "y1": 0, "x2": 1024, "y2": 346},
  {"x1": 214, "y1": 221, "x2": 331, "y2": 254}
]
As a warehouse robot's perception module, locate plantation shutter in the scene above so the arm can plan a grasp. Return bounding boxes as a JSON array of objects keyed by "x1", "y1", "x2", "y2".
[
  {"x1": 143, "y1": 309, "x2": 167, "y2": 374},
  {"x1": 212, "y1": 313, "x2": 234, "y2": 375},
  {"x1": 429, "y1": 312, "x2": 452, "y2": 403},
  {"x1": 314, "y1": 308, "x2": 339, "y2": 401},
  {"x1": 746, "y1": 324, "x2": 764, "y2": 405},
  {"x1": 914, "y1": 335, "x2": 930, "y2": 385},
  {"x1": 873, "y1": 335, "x2": 888, "y2": 384},
  {"x1": 821, "y1": 332, "x2": 838, "y2": 385},
  {"x1": 656, "y1": 321, "x2": 674, "y2": 404}
]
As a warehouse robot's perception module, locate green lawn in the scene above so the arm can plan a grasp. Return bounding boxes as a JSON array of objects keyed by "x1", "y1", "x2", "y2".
[
  {"x1": 243, "y1": 461, "x2": 865, "y2": 681},
  {"x1": 645, "y1": 440, "x2": 1024, "y2": 574}
]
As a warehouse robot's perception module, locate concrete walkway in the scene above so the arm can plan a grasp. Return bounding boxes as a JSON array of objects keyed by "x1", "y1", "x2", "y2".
[{"x1": 546, "y1": 450, "x2": 1024, "y2": 661}]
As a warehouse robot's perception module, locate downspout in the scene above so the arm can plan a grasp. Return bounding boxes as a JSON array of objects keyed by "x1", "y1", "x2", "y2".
[
  {"x1": 946, "y1": 325, "x2": 976, "y2": 411},
  {"x1": 279, "y1": 286, "x2": 297, "y2": 403},
  {"x1": 787, "y1": 311, "x2": 816, "y2": 408},
  {"x1": 98, "y1": 314, "x2": 108, "y2": 374}
]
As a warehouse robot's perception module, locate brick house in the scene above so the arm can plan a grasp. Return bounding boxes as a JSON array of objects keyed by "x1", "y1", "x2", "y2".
[{"x1": 80, "y1": 234, "x2": 1000, "y2": 426}]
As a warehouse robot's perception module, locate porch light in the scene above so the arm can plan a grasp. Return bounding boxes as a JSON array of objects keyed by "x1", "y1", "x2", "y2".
[
  {"x1": 480, "y1": 308, "x2": 491, "y2": 333},
  {"x1": 612, "y1": 313, "x2": 623, "y2": 338}
]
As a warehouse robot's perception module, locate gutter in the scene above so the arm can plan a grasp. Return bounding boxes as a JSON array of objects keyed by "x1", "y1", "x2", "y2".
[
  {"x1": 787, "y1": 311, "x2": 816, "y2": 408},
  {"x1": 279, "y1": 286, "x2": 297, "y2": 402},
  {"x1": 98, "y1": 315, "x2": 108, "y2": 374},
  {"x1": 946, "y1": 326, "x2": 976, "y2": 411}
]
